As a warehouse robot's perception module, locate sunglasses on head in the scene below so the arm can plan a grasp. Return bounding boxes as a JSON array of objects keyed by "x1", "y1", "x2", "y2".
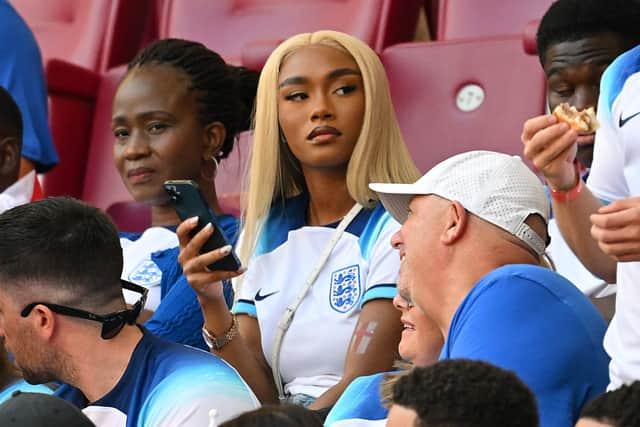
[{"x1": 20, "y1": 280, "x2": 148, "y2": 340}]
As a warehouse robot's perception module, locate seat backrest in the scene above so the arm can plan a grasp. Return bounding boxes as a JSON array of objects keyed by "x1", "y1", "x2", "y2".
[
  {"x1": 382, "y1": 37, "x2": 546, "y2": 173},
  {"x1": 158, "y1": 0, "x2": 421, "y2": 66},
  {"x1": 436, "y1": 0, "x2": 552, "y2": 40},
  {"x1": 12, "y1": 0, "x2": 150, "y2": 71}
]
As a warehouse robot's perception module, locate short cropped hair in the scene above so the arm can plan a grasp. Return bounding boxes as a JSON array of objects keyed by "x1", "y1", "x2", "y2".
[
  {"x1": 536, "y1": 0, "x2": 640, "y2": 65},
  {"x1": 0, "y1": 197, "x2": 124, "y2": 309},
  {"x1": 0, "y1": 86, "x2": 23, "y2": 141},
  {"x1": 580, "y1": 381, "x2": 640, "y2": 426},
  {"x1": 392, "y1": 359, "x2": 539, "y2": 427}
]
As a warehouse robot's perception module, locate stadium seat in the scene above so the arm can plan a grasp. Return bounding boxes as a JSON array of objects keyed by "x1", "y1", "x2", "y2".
[
  {"x1": 522, "y1": 20, "x2": 540, "y2": 56},
  {"x1": 382, "y1": 36, "x2": 546, "y2": 172},
  {"x1": 158, "y1": 0, "x2": 421, "y2": 68},
  {"x1": 435, "y1": 0, "x2": 552, "y2": 40},
  {"x1": 11, "y1": 0, "x2": 152, "y2": 71},
  {"x1": 45, "y1": 61, "x2": 249, "y2": 228}
]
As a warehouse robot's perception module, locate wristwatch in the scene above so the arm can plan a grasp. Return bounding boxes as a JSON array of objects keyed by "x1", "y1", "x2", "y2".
[{"x1": 202, "y1": 314, "x2": 239, "y2": 350}]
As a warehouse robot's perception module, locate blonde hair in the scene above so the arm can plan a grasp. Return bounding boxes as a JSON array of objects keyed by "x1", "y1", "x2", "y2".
[{"x1": 240, "y1": 31, "x2": 419, "y2": 263}]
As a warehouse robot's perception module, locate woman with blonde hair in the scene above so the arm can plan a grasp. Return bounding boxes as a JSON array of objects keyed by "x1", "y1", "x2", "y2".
[{"x1": 177, "y1": 30, "x2": 420, "y2": 410}]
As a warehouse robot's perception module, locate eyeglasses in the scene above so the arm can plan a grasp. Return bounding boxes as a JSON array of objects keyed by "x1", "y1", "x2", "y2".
[{"x1": 20, "y1": 280, "x2": 148, "y2": 340}]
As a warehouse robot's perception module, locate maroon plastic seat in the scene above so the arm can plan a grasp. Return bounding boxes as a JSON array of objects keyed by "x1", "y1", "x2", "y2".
[
  {"x1": 435, "y1": 0, "x2": 552, "y2": 40},
  {"x1": 12, "y1": 0, "x2": 151, "y2": 71},
  {"x1": 158, "y1": 0, "x2": 421, "y2": 68},
  {"x1": 382, "y1": 36, "x2": 546, "y2": 173}
]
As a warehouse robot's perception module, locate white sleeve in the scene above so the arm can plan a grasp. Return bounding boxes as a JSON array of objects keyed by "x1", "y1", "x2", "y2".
[
  {"x1": 587, "y1": 75, "x2": 629, "y2": 201},
  {"x1": 361, "y1": 214, "x2": 400, "y2": 305}
]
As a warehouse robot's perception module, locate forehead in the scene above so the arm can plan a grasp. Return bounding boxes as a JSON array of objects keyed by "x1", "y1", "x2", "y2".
[
  {"x1": 113, "y1": 65, "x2": 195, "y2": 114},
  {"x1": 278, "y1": 44, "x2": 359, "y2": 81},
  {"x1": 543, "y1": 33, "x2": 625, "y2": 74}
]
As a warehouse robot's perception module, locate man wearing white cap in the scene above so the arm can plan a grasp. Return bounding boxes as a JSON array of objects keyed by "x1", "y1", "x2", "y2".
[{"x1": 370, "y1": 151, "x2": 609, "y2": 427}]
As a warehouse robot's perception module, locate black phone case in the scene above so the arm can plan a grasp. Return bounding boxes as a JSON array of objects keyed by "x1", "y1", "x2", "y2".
[{"x1": 163, "y1": 180, "x2": 241, "y2": 271}]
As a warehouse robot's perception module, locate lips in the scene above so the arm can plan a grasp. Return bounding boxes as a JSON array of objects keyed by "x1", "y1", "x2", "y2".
[
  {"x1": 127, "y1": 167, "x2": 154, "y2": 183},
  {"x1": 307, "y1": 125, "x2": 342, "y2": 142},
  {"x1": 401, "y1": 317, "x2": 416, "y2": 331}
]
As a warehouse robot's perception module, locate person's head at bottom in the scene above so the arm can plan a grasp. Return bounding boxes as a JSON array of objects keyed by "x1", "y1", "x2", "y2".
[
  {"x1": 387, "y1": 359, "x2": 539, "y2": 427},
  {"x1": 575, "y1": 381, "x2": 640, "y2": 427},
  {"x1": 0, "y1": 391, "x2": 95, "y2": 426},
  {"x1": 218, "y1": 404, "x2": 323, "y2": 427}
]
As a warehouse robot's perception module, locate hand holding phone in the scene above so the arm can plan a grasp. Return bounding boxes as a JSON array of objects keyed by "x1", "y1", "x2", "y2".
[{"x1": 164, "y1": 180, "x2": 241, "y2": 271}]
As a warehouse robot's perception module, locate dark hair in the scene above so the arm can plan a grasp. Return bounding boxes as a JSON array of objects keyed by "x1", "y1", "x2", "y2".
[
  {"x1": 536, "y1": 0, "x2": 640, "y2": 65},
  {"x1": 580, "y1": 381, "x2": 640, "y2": 426},
  {"x1": 219, "y1": 404, "x2": 323, "y2": 427},
  {"x1": 0, "y1": 86, "x2": 23, "y2": 141},
  {"x1": 0, "y1": 197, "x2": 124, "y2": 309},
  {"x1": 392, "y1": 359, "x2": 539, "y2": 427},
  {"x1": 127, "y1": 38, "x2": 259, "y2": 159}
]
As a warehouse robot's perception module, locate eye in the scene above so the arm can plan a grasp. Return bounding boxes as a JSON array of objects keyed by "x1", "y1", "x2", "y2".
[
  {"x1": 147, "y1": 122, "x2": 169, "y2": 134},
  {"x1": 550, "y1": 85, "x2": 574, "y2": 99},
  {"x1": 335, "y1": 85, "x2": 357, "y2": 96},
  {"x1": 113, "y1": 127, "x2": 129, "y2": 140},
  {"x1": 284, "y1": 92, "x2": 308, "y2": 101}
]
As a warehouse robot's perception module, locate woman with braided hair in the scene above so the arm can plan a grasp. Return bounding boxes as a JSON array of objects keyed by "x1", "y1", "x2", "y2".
[{"x1": 112, "y1": 38, "x2": 258, "y2": 350}]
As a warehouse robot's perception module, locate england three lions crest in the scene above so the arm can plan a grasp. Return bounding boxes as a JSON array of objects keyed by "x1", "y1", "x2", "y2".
[{"x1": 330, "y1": 264, "x2": 361, "y2": 313}]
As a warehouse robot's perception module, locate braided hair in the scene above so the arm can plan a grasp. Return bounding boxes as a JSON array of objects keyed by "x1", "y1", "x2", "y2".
[{"x1": 128, "y1": 38, "x2": 259, "y2": 159}]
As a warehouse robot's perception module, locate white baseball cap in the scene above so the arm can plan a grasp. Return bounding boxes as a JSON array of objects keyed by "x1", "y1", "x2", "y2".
[{"x1": 369, "y1": 151, "x2": 550, "y2": 256}]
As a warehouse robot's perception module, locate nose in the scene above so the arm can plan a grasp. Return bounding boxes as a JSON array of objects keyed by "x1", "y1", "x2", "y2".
[
  {"x1": 572, "y1": 85, "x2": 599, "y2": 112},
  {"x1": 122, "y1": 132, "x2": 151, "y2": 160},
  {"x1": 310, "y1": 94, "x2": 334, "y2": 121},
  {"x1": 393, "y1": 293, "x2": 406, "y2": 311},
  {"x1": 391, "y1": 229, "x2": 403, "y2": 249}
]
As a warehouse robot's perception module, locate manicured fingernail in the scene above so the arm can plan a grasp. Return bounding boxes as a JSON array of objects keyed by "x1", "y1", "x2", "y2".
[
  {"x1": 220, "y1": 245, "x2": 232, "y2": 254},
  {"x1": 204, "y1": 222, "x2": 213, "y2": 231}
]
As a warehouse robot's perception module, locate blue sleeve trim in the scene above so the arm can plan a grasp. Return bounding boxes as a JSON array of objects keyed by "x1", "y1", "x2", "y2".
[
  {"x1": 359, "y1": 204, "x2": 393, "y2": 261},
  {"x1": 232, "y1": 299, "x2": 257, "y2": 317},
  {"x1": 361, "y1": 284, "x2": 396, "y2": 307}
]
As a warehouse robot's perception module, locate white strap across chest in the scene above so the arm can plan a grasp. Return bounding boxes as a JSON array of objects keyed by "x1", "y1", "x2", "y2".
[{"x1": 270, "y1": 203, "x2": 363, "y2": 400}]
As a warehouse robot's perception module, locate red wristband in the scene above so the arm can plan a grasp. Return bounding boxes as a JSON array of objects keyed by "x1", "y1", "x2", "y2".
[{"x1": 549, "y1": 161, "x2": 583, "y2": 203}]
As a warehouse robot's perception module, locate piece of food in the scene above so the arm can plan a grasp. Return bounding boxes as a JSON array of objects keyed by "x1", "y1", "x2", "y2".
[{"x1": 552, "y1": 103, "x2": 600, "y2": 135}]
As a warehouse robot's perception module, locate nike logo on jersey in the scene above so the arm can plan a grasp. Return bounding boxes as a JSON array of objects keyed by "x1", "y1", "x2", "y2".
[
  {"x1": 255, "y1": 289, "x2": 279, "y2": 301},
  {"x1": 619, "y1": 111, "x2": 640, "y2": 127}
]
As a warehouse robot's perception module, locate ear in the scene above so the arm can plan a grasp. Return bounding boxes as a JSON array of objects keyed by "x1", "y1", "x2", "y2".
[
  {"x1": 440, "y1": 200, "x2": 468, "y2": 245},
  {"x1": 202, "y1": 122, "x2": 227, "y2": 160},
  {"x1": 29, "y1": 304, "x2": 57, "y2": 342},
  {"x1": 0, "y1": 136, "x2": 20, "y2": 177}
]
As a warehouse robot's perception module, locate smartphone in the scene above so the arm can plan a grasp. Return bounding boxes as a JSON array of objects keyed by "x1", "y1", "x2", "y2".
[{"x1": 163, "y1": 179, "x2": 241, "y2": 271}]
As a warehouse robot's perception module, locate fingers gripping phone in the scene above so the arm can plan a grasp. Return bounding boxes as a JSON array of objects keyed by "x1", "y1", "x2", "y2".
[{"x1": 163, "y1": 180, "x2": 241, "y2": 271}]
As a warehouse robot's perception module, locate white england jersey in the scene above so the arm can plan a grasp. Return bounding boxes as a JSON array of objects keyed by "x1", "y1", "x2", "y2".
[
  {"x1": 233, "y1": 194, "x2": 399, "y2": 398},
  {"x1": 587, "y1": 44, "x2": 640, "y2": 389}
]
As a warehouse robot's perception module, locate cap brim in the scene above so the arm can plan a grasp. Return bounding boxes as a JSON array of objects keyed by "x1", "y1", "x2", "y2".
[{"x1": 369, "y1": 183, "x2": 425, "y2": 224}]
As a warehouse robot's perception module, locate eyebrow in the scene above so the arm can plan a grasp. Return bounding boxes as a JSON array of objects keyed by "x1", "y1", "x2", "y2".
[
  {"x1": 278, "y1": 67, "x2": 361, "y2": 88},
  {"x1": 112, "y1": 110, "x2": 175, "y2": 124}
]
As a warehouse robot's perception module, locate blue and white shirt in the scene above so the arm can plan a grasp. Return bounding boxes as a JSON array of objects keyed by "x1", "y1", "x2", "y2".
[
  {"x1": 233, "y1": 194, "x2": 400, "y2": 398},
  {"x1": 56, "y1": 328, "x2": 259, "y2": 427},
  {"x1": 588, "y1": 44, "x2": 640, "y2": 389},
  {"x1": 120, "y1": 214, "x2": 238, "y2": 350}
]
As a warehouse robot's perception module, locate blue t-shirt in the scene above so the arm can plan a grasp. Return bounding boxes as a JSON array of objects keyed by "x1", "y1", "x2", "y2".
[
  {"x1": 56, "y1": 328, "x2": 258, "y2": 426},
  {"x1": 324, "y1": 372, "x2": 388, "y2": 426},
  {"x1": 0, "y1": 0, "x2": 58, "y2": 172},
  {"x1": 441, "y1": 264, "x2": 609, "y2": 427},
  {"x1": 121, "y1": 214, "x2": 238, "y2": 350}
]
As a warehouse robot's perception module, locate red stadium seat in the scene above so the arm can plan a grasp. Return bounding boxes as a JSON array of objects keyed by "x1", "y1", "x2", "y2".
[
  {"x1": 435, "y1": 0, "x2": 552, "y2": 40},
  {"x1": 158, "y1": 0, "x2": 421, "y2": 68},
  {"x1": 382, "y1": 37, "x2": 546, "y2": 172},
  {"x1": 45, "y1": 61, "x2": 249, "y2": 227},
  {"x1": 12, "y1": 0, "x2": 152, "y2": 71}
]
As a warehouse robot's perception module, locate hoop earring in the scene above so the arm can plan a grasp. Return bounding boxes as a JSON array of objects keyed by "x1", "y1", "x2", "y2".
[{"x1": 210, "y1": 155, "x2": 219, "y2": 178}]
